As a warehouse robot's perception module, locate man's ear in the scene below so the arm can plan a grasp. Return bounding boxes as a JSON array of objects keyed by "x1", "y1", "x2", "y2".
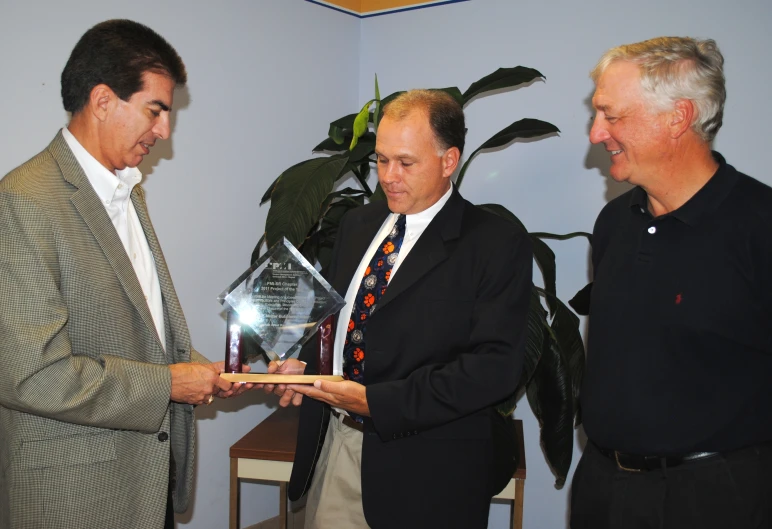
[
  {"x1": 441, "y1": 146, "x2": 461, "y2": 178},
  {"x1": 669, "y1": 99, "x2": 695, "y2": 139},
  {"x1": 88, "y1": 84, "x2": 114, "y2": 122}
]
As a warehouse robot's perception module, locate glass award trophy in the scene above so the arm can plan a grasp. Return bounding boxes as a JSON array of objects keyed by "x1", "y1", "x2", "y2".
[{"x1": 218, "y1": 238, "x2": 345, "y2": 383}]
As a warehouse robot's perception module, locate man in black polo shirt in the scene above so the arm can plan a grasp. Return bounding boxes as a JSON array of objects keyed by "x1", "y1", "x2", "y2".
[{"x1": 571, "y1": 37, "x2": 772, "y2": 529}]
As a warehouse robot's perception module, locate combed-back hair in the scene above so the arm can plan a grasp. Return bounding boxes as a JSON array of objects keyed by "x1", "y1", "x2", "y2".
[{"x1": 61, "y1": 19, "x2": 187, "y2": 114}]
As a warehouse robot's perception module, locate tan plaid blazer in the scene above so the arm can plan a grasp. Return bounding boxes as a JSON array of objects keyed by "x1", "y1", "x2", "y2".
[{"x1": 0, "y1": 132, "x2": 207, "y2": 528}]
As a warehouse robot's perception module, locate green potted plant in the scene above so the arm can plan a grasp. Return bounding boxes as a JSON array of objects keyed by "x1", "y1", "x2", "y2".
[{"x1": 254, "y1": 68, "x2": 590, "y2": 487}]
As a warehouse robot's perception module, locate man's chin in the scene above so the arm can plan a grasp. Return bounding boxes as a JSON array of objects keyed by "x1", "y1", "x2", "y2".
[
  {"x1": 385, "y1": 197, "x2": 403, "y2": 214},
  {"x1": 608, "y1": 166, "x2": 630, "y2": 184}
]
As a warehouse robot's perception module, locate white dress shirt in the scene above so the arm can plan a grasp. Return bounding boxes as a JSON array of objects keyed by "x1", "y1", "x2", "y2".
[
  {"x1": 62, "y1": 127, "x2": 166, "y2": 349},
  {"x1": 332, "y1": 184, "x2": 454, "y2": 377}
]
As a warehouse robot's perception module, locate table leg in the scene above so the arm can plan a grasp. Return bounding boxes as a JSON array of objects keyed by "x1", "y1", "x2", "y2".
[
  {"x1": 512, "y1": 479, "x2": 525, "y2": 529},
  {"x1": 230, "y1": 458, "x2": 239, "y2": 529},
  {"x1": 279, "y1": 482, "x2": 288, "y2": 529}
]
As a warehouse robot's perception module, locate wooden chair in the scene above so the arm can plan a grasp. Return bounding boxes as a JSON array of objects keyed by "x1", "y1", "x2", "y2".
[{"x1": 230, "y1": 406, "x2": 526, "y2": 529}]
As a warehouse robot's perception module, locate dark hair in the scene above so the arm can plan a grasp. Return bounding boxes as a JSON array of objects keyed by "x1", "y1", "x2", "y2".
[
  {"x1": 382, "y1": 89, "x2": 466, "y2": 156},
  {"x1": 61, "y1": 19, "x2": 187, "y2": 114}
]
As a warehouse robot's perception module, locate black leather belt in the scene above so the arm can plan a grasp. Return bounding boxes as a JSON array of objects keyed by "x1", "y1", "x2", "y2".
[
  {"x1": 331, "y1": 409, "x2": 364, "y2": 433},
  {"x1": 594, "y1": 443, "x2": 719, "y2": 472}
]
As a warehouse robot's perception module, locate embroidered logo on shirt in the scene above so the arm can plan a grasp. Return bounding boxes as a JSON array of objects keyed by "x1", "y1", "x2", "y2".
[{"x1": 675, "y1": 293, "x2": 683, "y2": 305}]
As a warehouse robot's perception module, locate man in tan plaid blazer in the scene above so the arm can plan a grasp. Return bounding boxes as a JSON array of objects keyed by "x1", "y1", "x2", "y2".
[{"x1": 0, "y1": 20, "x2": 239, "y2": 528}]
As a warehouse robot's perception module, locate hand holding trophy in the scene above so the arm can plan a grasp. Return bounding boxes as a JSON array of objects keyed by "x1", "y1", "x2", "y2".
[{"x1": 218, "y1": 238, "x2": 345, "y2": 384}]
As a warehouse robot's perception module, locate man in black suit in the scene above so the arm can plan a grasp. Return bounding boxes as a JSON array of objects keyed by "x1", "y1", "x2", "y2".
[{"x1": 268, "y1": 89, "x2": 532, "y2": 528}]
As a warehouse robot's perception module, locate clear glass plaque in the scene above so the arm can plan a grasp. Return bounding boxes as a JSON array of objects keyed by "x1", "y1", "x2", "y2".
[{"x1": 218, "y1": 238, "x2": 345, "y2": 365}]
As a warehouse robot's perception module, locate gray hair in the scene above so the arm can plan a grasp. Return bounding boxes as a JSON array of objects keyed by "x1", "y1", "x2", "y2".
[{"x1": 591, "y1": 37, "x2": 725, "y2": 142}]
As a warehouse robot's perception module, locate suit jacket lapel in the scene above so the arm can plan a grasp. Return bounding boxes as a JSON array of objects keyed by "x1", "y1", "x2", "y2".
[
  {"x1": 375, "y1": 189, "x2": 465, "y2": 313},
  {"x1": 48, "y1": 132, "x2": 167, "y2": 355}
]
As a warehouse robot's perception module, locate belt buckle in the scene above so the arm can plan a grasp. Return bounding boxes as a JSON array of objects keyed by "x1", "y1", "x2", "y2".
[{"x1": 614, "y1": 451, "x2": 643, "y2": 472}]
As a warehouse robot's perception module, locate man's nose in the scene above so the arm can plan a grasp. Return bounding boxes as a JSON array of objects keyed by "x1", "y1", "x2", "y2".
[
  {"x1": 154, "y1": 114, "x2": 171, "y2": 140},
  {"x1": 589, "y1": 116, "x2": 609, "y2": 144},
  {"x1": 379, "y1": 162, "x2": 398, "y2": 182}
]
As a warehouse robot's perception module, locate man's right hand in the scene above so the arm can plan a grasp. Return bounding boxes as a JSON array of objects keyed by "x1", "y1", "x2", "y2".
[
  {"x1": 169, "y1": 362, "x2": 231, "y2": 405},
  {"x1": 255, "y1": 359, "x2": 306, "y2": 407}
]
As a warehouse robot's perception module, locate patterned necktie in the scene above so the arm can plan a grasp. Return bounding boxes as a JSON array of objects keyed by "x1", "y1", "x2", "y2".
[{"x1": 342, "y1": 214, "x2": 406, "y2": 409}]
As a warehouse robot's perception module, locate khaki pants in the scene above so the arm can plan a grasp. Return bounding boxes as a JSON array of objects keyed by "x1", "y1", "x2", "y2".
[{"x1": 304, "y1": 413, "x2": 369, "y2": 529}]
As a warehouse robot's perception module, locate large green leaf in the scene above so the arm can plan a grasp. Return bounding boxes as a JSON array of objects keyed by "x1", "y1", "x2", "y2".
[
  {"x1": 370, "y1": 182, "x2": 386, "y2": 202},
  {"x1": 314, "y1": 136, "x2": 349, "y2": 153},
  {"x1": 348, "y1": 132, "x2": 376, "y2": 163},
  {"x1": 498, "y1": 288, "x2": 546, "y2": 417},
  {"x1": 350, "y1": 100, "x2": 375, "y2": 150},
  {"x1": 522, "y1": 287, "x2": 547, "y2": 389},
  {"x1": 550, "y1": 298, "x2": 586, "y2": 425},
  {"x1": 456, "y1": 118, "x2": 560, "y2": 187},
  {"x1": 462, "y1": 66, "x2": 545, "y2": 105},
  {"x1": 250, "y1": 232, "x2": 266, "y2": 266},
  {"x1": 530, "y1": 235, "x2": 557, "y2": 316},
  {"x1": 298, "y1": 188, "x2": 366, "y2": 266},
  {"x1": 318, "y1": 188, "x2": 368, "y2": 221},
  {"x1": 261, "y1": 177, "x2": 279, "y2": 204},
  {"x1": 344, "y1": 161, "x2": 373, "y2": 195},
  {"x1": 527, "y1": 327, "x2": 574, "y2": 487},
  {"x1": 328, "y1": 113, "x2": 357, "y2": 145},
  {"x1": 525, "y1": 324, "x2": 547, "y2": 421},
  {"x1": 500, "y1": 286, "x2": 550, "y2": 417},
  {"x1": 265, "y1": 154, "x2": 349, "y2": 248},
  {"x1": 374, "y1": 74, "x2": 382, "y2": 131},
  {"x1": 531, "y1": 231, "x2": 592, "y2": 245},
  {"x1": 315, "y1": 196, "x2": 365, "y2": 270},
  {"x1": 260, "y1": 158, "x2": 311, "y2": 205}
]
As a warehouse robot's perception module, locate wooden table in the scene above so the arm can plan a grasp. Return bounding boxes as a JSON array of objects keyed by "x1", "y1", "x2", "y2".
[{"x1": 230, "y1": 407, "x2": 526, "y2": 529}]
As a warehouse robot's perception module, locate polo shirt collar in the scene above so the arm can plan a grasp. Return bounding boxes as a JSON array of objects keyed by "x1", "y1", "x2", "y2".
[{"x1": 628, "y1": 151, "x2": 738, "y2": 226}]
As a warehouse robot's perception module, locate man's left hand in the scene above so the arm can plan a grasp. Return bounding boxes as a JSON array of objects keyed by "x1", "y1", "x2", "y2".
[
  {"x1": 288, "y1": 380, "x2": 369, "y2": 416},
  {"x1": 208, "y1": 361, "x2": 254, "y2": 399}
]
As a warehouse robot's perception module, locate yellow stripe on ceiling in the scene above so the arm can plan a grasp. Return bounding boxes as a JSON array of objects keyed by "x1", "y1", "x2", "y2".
[
  {"x1": 309, "y1": 0, "x2": 468, "y2": 17},
  {"x1": 364, "y1": 0, "x2": 444, "y2": 11}
]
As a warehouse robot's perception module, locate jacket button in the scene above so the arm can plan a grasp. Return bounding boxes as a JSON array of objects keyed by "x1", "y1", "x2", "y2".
[{"x1": 158, "y1": 432, "x2": 169, "y2": 442}]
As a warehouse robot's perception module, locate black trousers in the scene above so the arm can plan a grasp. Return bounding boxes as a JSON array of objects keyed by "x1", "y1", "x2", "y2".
[{"x1": 570, "y1": 441, "x2": 772, "y2": 529}]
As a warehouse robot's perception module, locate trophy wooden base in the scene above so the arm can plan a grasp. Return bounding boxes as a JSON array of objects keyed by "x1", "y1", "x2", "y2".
[{"x1": 221, "y1": 373, "x2": 344, "y2": 384}]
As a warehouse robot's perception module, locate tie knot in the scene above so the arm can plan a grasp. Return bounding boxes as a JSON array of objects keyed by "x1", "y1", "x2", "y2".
[{"x1": 394, "y1": 213, "x2": 406, "y2": 233}]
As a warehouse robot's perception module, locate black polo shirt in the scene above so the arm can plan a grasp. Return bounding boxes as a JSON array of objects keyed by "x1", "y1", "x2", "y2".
[{"x1": 581, "y1": 152, "x2": 772, "y2": 455}]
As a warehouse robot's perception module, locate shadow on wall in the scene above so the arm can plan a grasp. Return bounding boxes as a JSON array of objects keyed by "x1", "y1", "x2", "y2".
[
  {"x1": 139, "y1": 85, "x2": 191, "y2": 182},
  {"x1": 178, "y1": 388, "x2": 279, "y2": 526},
  {"x1": 583, "y1": 93, "x2": 633, "y2": 203}
]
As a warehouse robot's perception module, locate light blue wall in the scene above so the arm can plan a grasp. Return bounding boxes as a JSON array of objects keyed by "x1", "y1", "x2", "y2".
[
  {"x1": 359, "y1": 0, "x2": 772, "y2": 528},
  {"x1": 2, "y1": 0, "x2": 771, "y2": 528}
]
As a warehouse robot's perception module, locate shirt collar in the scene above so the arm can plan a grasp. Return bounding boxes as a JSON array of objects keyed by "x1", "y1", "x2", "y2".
[
  {"x1": 629, "y1": 151, "x2": 738, "y2": 226},
  {"x1": 402, "y1": 183, "x2": 454, "y2": 233},
  {"x1": 61, "y1": 127, "x2": 142, "y2": 209}
]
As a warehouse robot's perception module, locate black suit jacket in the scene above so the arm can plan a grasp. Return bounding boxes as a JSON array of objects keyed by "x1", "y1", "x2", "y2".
[{"x1": 289, "y1": 189, "x2": 532, "y2": 528}]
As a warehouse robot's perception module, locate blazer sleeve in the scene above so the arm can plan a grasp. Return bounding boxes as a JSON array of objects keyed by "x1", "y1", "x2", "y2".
[
  {"x1": 367, "y1": 227, "x2": 533, "y2": 439},
  {"x1": 0, "y1": 189, "x2": 172, "y2": 432},
  {"x1": 190, "y1": 348, "x2": 209, "y2": 364}
]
